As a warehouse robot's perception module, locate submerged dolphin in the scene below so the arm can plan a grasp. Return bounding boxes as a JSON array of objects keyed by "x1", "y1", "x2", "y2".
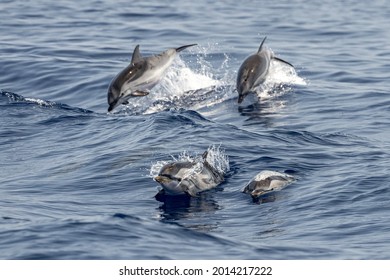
[
  {"x1": 242, "y1": 170, "x2": 295, "y2": 198},
  {"x1": 154, "y1": 151, "x2": 224, "y2": 197},
  {"x1": 107, "y1": 43, "x2": 197, "y2": 112},
  {"x1": 236, "y1": 37, "x2": 294, "y2": 103}
]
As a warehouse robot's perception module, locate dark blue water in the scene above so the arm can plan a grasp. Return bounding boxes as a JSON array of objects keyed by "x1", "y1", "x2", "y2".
[{"x1": 1, "y1": 0, "x2": 390, "y2": 259}]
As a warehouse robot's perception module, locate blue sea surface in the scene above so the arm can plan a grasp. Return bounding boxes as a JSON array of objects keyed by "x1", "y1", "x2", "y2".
[{"x1": 1, "y1": 0, "x2": 390, "y2": 259}]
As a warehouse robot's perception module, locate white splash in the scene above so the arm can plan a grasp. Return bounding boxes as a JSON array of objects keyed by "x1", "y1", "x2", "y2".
[
  {"x1": 154, "y1": 58, "x2": 220, "y2": 96},
  {"x1": 203, "y1": 144, "x2": 230, "y2": 175},
  {"x1": 255, "y1": 48, "x2": 307, "y2": 100},
  {"x1": 119, "y1": 44, "x2": 307, "y2": 114},
  {"x1": 267, "y1": 58, "x2": 307, "y2": 86},
  {"x1": 25, "y1": 97, "x2": 55, "y2": 107},
  {"x1": 119, "y1": 44, "x2": 234, "y2": 115},
  {"x1": 149, "y1": 145, "x2": 230, "y2": 179}
]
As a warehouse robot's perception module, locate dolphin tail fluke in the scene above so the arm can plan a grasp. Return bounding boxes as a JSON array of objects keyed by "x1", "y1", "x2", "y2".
[
  {"x1": 273, "y1": 57, "x2": 294, "y2": 68},
  {"x1": 257, "y1": 37, "x2": 267, "y2": 53},
  {"x1": 176, "y1": 44, "x2": 197, "y2": 52}
]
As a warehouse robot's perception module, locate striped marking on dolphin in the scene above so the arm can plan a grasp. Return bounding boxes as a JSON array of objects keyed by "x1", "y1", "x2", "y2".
[
  {"x1": 242, "y1": 170, "x2": 295, "y2": 199},
  {"x1": 236, "y1": 37, "x2": 294, "y2": 104},
  {"x1": 107, "y1": 43, "x2": 197, "y2": 112}
]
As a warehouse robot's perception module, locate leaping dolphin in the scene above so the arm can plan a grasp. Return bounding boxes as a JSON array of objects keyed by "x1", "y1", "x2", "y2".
[
  {"x1": 107, "y1": 43, "x2": 197, "y2": 112},
  {"x1": 236, "y1": 37, "x2": 294, "y2": 103}
]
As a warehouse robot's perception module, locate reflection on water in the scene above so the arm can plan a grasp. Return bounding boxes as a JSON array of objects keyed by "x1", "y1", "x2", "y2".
[
  {"x1": 251, "y1": 193, "x2": 277, "y2": 204},
  {"x1": 155, "y1": 190, "x2": 221, "y2": 232},
  {"x1": 238, "y1": 102, "x2": 280, "y2": 128}
]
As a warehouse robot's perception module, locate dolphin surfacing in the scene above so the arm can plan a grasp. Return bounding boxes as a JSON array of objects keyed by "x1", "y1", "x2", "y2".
[
  {"x1": 242, "y1": 170, "x2": 295, "y2": 199},
  {"x1": 154, "y1": 151, "x2": 225, "y2": 198},
  {"x1": 236, "y1": 37, "x2": 294, "y2": 104},
  {"x1": 107, "y1": 43, "x2": 197, "y2": 112}
]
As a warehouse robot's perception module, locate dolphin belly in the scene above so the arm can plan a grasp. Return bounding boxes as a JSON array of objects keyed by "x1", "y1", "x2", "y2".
[{"x1": 251, "y1": 52, "x2": 271, "y2": 88}]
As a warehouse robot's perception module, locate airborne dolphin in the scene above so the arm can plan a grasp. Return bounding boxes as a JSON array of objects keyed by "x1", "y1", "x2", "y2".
[
  {"x1": 154, "y1": 151, "x2": 225, "y2": 197},
  {"x1": 236, "y1": 37, "x2": 294, "y2": 103},
  {"x1": 107, "y1": 43, "x2": 197, "y2": 112}
]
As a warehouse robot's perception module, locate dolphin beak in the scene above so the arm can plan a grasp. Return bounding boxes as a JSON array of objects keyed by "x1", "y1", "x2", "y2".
[
  {"x1": 108, "y1": 103, "x2": 115, "y2": 112},
  {"x1": 238, "y1": 90, "x2": 251, "y2": 104},
  {"x1": 108, "y1": 98, "x2": 123, "y2": 112},
  {"x1": 108, "y1": 95, "x2": 119, "y2": 112}
]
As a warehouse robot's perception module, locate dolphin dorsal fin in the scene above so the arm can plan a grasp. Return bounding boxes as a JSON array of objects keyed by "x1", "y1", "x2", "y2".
[
  {"x1": 131, "y1": 45, "x2": 142, "y2": 64},
  {"x1": 257, "y1": 37, "x2": 267, "y2": 53}
]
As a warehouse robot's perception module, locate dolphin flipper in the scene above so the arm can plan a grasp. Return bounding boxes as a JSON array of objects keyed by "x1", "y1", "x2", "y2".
[
  {"x1": 131, "y1": 90, "x2": 149, "y2": 97},
  {"x1": 176, "y1": 44, "x2": 197, "y2": 53},
  {"x1": 273, "y1": 57, "x2": 294, "y2": 68}
]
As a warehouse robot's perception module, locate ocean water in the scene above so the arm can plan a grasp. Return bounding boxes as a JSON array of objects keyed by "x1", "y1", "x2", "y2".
[{"x1": 1, "y1": 0, "x2": 390, "y2": 259}]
